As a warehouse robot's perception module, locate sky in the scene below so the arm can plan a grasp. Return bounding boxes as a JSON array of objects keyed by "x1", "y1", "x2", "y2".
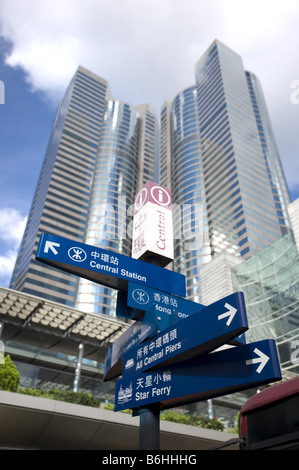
[{"x1": 0, "y1": 0, "x2": 298, "y2": 288}]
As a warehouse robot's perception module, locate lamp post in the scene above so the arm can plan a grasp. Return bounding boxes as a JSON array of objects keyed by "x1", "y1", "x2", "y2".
[{"x1": 73, "y1": 343, "x2": 84, "y2": 392}]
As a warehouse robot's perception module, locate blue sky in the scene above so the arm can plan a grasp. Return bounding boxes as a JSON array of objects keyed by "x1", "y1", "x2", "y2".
[
  {"x1": 0, "y1": 38, "x2": 57, "y2": 212},
  {"x1": 0, "y1": 0, "x2": 299, "y2": 287}
]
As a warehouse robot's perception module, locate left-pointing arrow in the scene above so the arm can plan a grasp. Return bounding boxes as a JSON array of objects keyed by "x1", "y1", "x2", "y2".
[
  {"x1": 246, "y1": 347, "x2": 270, "y2": 374},
  {"x1": 44, "y1": 241, "x2": 60, "y2": 255},
  {"x1": 218, "y1": 302, "x2": 237, "y2": 326}
]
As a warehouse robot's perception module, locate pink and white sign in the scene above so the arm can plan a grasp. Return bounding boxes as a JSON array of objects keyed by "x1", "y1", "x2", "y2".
[
  {"x1": 134, "y1": 181, "x2": 172, "y2": 213},
  {"x1": 132, "y1": 181, "x2": 174, "y2": 267}
]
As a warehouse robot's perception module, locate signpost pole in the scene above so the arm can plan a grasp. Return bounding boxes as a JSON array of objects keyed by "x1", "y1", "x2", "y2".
[
  {"x1": 139, "y1": 404, "x2": 160, "y2": 450},
  {"x1": 73, "y1": 343, "x2": 84, "y2": 392},
  {"x1": 138, "y1": 255, "x2": 161, "y2": 451},
  {"x1": 35, "y1": 180, "x2": 282, "y2": 453},
  {"x1": 131, "y1": 181, "x2": 175, "y2": 451}
]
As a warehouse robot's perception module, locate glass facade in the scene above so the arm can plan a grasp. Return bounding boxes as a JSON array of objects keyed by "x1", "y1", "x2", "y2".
[
  {"x1": 10, "y1": 67, "x2": 109, "y2": 306},
  {"x1": 246, "y1": 71, "x2": 291, "y2": 234},
  {"x1": 10, "y1": 40, "x2": 291, "y2": 312},
  {"x1": 75, "y1": 100, "x2": 141, "y2": 315},
  {"x1": 10, "y1": 68, "x2": 157, "y2": 314},
  {"x1": 232, "y1": 231, "x2": 299, "y2": 375},
  {"x1": 162, "y1": 87, "x2": 211, "y2": 302},
  {"x1": 161, "y1": 40, "x2": 291, "y2": 303},
  {"x1": 4, "y1": 40, "x2": 297, "y2": 438},
  {"x1": 195, "y1": 41, "x2": 290, "y2": 259},
  {"x1": 134, "y1": 104, "x2": 158, "y2": 188}
]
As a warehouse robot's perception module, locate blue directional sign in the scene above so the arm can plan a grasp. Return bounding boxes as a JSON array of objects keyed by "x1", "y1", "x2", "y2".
[
  {"x1": 122, "y1": 291, "x2": 248, "y2": 377},
  {"x1": 104, "y1": 301, "x2": 186, "y2": 382},
  {"x1": 36, "y1": 233, "x2": 186, "y2": 296},
  {"x1": 106, "y1": 291, "x2": 247, "y2": 381},
  {"x1": 116, "y1": 282, "x2": 205, "y2": 322},
  {"x1": 114, "y1": 339, "x2": 282, "y2": 411},
  {"x1": 104, "y1": 318, "x2": 155, "y2": 381},
  {"x1": 123, "y1": 283, "x2": 246, "y2": 346}
]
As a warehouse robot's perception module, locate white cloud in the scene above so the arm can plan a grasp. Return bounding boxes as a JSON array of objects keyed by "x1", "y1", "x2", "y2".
[
  {"x1": 0, "y1": 208, "x2": 27, "y2": 241},
  {"x1": 1, "y1": 0, "x2": 298, "y2": 105},
  {"x1": 0, "y1": 208, "x2": 27, "y2": 287},
  {"x1": 0, "y1": 250, "x2": 20, "y2": 285},
  {"x1": 0, "y1": 0, "x2": 224, "y2": 105},
  {"x1": 0, "y1": 0, "x2": 298, "y2": 193}
]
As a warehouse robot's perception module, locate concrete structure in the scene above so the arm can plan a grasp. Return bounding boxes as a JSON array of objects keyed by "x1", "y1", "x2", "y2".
[
  {"x1": 0, "y1": 391, "x2": 239, "y2": 450},
  {"x1": 10, "y1": 67, "x2": 111, "y2": 306},
  {"x1": 200, "y1": 252, "x2": 241, "y2": 306},
  {"x1": 0, "y1": 285, "x2": 260, "y2": 432}
]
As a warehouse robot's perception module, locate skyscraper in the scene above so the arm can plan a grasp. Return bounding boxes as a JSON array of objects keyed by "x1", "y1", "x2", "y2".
[
  {"x1": 10, "y1": 66, "x2": 158, "y2": 311},
  {"x1": 74, "y1": 101, "x2": 158, "y2": 315},
  {"x1": 10, "y1": 40, "x2": 291, "y2": 312},
  {"x1": 161, "y1": 87, "x2": 212, "y2": 303},
  {"x1": 161, "y1": 40, "x2": 291, "y2": 301}
]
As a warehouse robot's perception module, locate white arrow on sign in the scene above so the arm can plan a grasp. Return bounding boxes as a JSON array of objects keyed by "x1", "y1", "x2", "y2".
[
  {"x1": 246, "y1": 347, "x2": 270, "y2": 374},
  {"x1": 218, "y1": 303, "x2": 237, "y2": 326},
  {"x1": 44, "y1": 241, "x2": 60, "y2": 255}
]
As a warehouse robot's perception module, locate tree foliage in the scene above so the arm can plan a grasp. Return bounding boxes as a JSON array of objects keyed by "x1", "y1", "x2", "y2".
[
  {"x1": 160, "y1": 410, "x2": 224, "y2": 431},
  {"x1": 0, "y1": 354, "x2": 20, "y2": 392},
  {"x1": 18, "y1": 387, "x2": 101, "y2": 407}
]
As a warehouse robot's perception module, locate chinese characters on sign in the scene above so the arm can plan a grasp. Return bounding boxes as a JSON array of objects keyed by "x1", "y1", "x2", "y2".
[
  {"x1": 117, "y1": 370, "x2": 173, "y2": 406},
  {"x1": 114, "y1": 339, "x2": 282, "y2": 412},
  {"x1": 35, "y1": 182, "x2": 282, "y2": 419},
  {"x1": 124, "y1": 327, "x2": 179, "y2": 373},
  {"x1": 36, "y1": 233, "x2": 186, "y2": 296}
]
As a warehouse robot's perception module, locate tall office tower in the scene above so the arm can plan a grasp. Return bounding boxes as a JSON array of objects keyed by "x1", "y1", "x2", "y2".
[
  {"x1": 74, "y1": 101, "x2": 158, "y2": 315},
  {"x1": 10, "y1": 66, "x2": 157, "y2": 311},
  {"x1": 161, "y1": 89, "x2": 212, "y2": 303},
  {"x1": 161, "y1": 40, "x2": 291, "y2": 302}
]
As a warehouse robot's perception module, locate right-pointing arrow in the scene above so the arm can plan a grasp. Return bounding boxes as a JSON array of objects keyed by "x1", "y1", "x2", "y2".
[
  {"x1": 218, "y1": 302, "x2": 237, "y2": 326},
  {"x1": 44, "y1": 241, "x2": 60, "y2": 255},
  {"x1": 246, "y1": 347, "x2": 270, "y2": 374}
]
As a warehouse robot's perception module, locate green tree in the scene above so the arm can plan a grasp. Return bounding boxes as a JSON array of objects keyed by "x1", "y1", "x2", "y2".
[
  {"x1": 197, "y1": 416, "x2": 224, "y2": 431},
  {"x1": 0, "y1": 354, "x2": 20, "y2": 392},
  {"x1": 160, "y1": 410, "x2": 224, "y2": 431}
]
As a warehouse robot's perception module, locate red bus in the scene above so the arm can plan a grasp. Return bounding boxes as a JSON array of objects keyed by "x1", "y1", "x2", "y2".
[{"x1": 238, "y1": 376, "x2": 299, "y2": 450}]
